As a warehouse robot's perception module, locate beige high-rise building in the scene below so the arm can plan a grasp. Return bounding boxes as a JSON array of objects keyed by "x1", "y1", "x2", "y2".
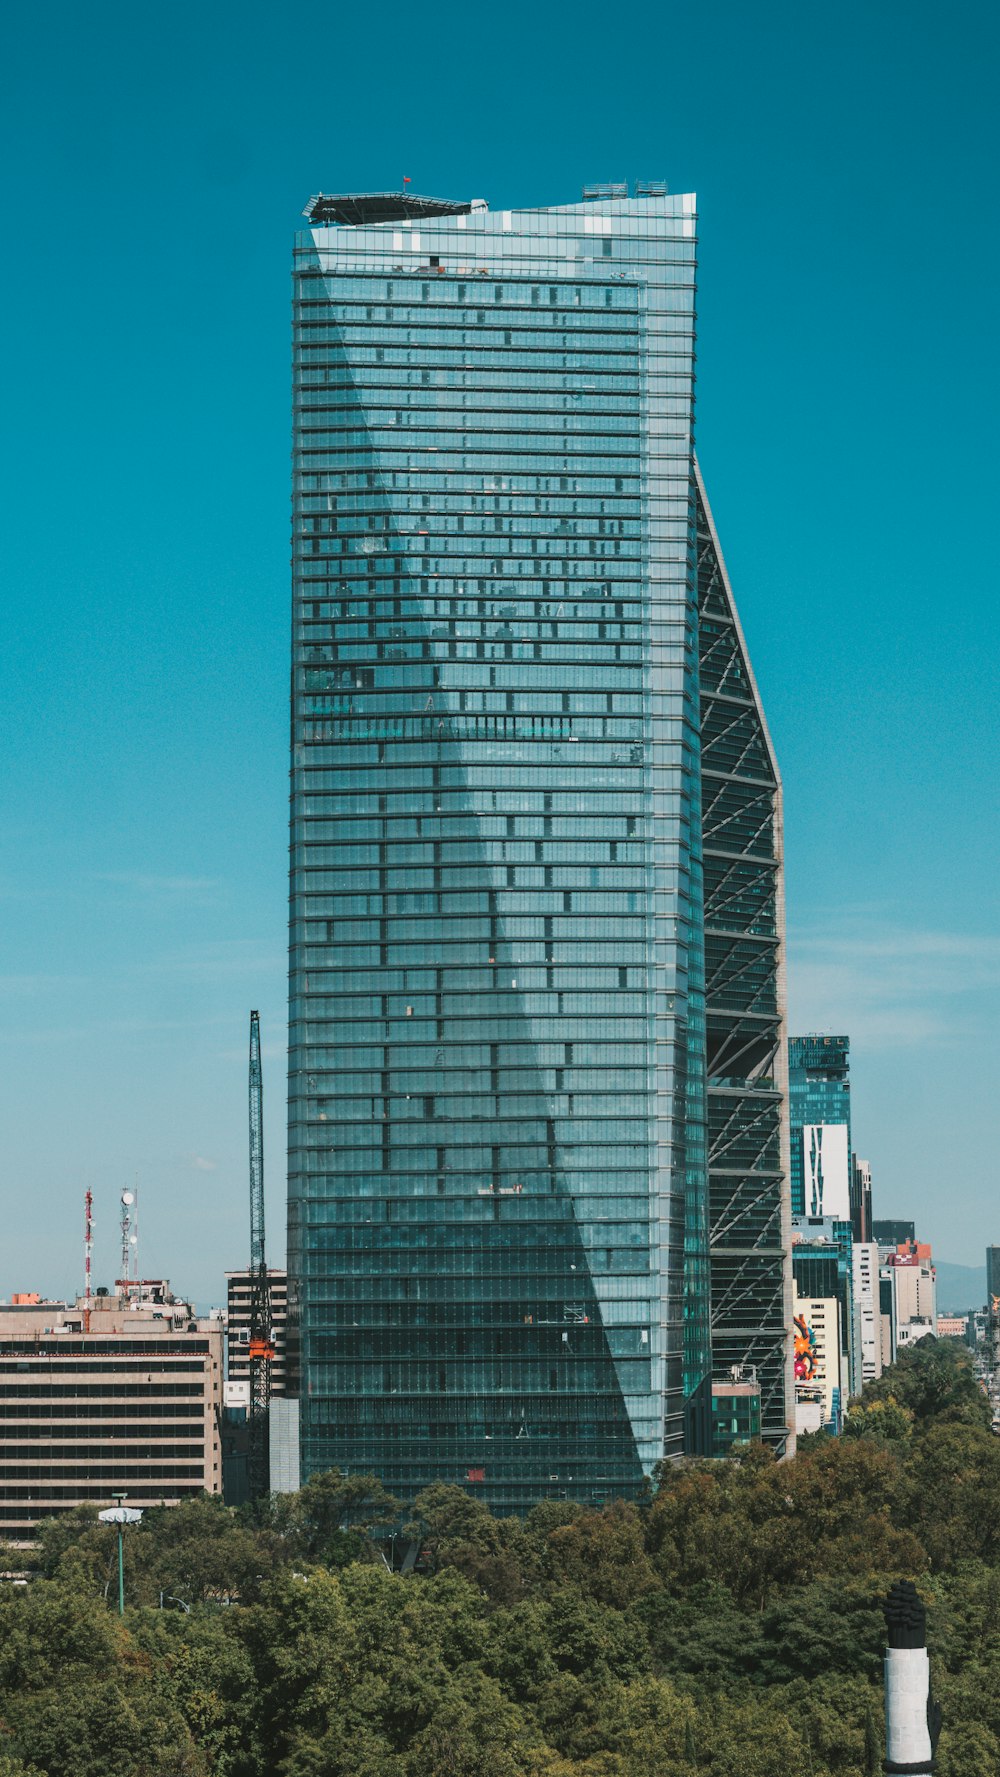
[
  {"x1": 878, "y1": 1250, "x2": 937, "y2": 1365},
  {"x1": 225, "y1": 1269, "x2": 289, "y2": 1396},
  {"x1": 852, "y1": 1241, "x2": 882, "y2": 1385},
  {"x1": 0, "y1": 1286, "x2": 223, "y2": 1544}
]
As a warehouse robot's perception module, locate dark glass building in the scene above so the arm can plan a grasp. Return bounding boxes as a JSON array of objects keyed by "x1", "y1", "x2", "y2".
[
  {"x1": 850, "y1": 1156, "x2": 872, "y2": 1243},
  {"x1": 287, "y1": 186, "x2": 792, "y2": 1512},
  {"x1": 873, "y1": 1219, "x2": 915, "y2": 1250}
]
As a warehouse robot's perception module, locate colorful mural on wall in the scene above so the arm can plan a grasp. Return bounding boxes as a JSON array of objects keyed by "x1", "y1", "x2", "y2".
[{"x1": 793, "y1": 1313, "x2": 818, "y2": 1381}]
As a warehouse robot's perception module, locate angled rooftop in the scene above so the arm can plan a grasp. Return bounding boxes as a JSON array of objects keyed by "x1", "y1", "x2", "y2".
[{"x1": 302, "y1": 192, "x2": 479, "y2": 227}]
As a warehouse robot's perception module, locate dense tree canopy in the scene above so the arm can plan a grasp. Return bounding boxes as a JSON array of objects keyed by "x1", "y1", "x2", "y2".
[{"x1": 1, "y1": 1338, "x2": 997, "y2": 1776}]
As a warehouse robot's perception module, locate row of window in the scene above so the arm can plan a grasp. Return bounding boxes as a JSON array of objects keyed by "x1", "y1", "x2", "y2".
[
  {"x1": 0, "y1": 1343, "x2": 208, "y2": 1357},
  {"x1": 293, "y1": 830, "x2": 650, "y2": 860},
  {"x1": 0, "y1": 1402, "x2": 205, "y2": 1418},
  {"x1": 301, "y1": 1161, "x2": 676, "y2": 1194},
  {"x1": 295, "y1": 893, "x2": 650, "y2": 918},
  {"x1": 309, "y1": 1326, "x2": 651, "y2": 1357},
  {"x1": 299, "y1": 1255, "x2": 653, "y2": 1280},
  {"x1": 288, "y1": 1274, "x2": 660, "y2": 1305},
  {"x1": 298, "y1": 1191, "x2": 653, "y2": 1221},
  {"x1": 297, "y1": 365, "x2": 650, "y2": 392},
  {"x1": 295, "y1": 1070, "x2": 651, "y2": 1096},
  {"x1": 0, "y1": 1378, "x2": 205, "y2": 1393},
  {"x1": 295, "y1": 451, "x2": 685, "y2": 477},
  {"x1": 297, "y1": 280, "x2": 652, "y2": 308},
  {"x1": 300, "y1": 514, "x2": 645, "y2": 539},
  {"x1": 292, "y1": 785, "x2": 649, "y2": 811},
  {"x1": 0, "y1": 1444, "x2": 206, "y2": 1461},
  {"x1": 0, "y1": 1468, "x2": 208, "y2": 1487},
  {"x1": 295, "y1": 1065, "x2": 651, "y2": 1090},
  {"x1": 301, "y1": 1303, "x2": 655, "y2": 1329},
  {"x1": 300, "y1": 1360, "x2": 653, "y2": 1391},
  {"x1": 298, "y1": 599, "x2": 649, "y2": 622},
  {"x1": 296, "y1": 390, "x2": 663, "y2": 417}
]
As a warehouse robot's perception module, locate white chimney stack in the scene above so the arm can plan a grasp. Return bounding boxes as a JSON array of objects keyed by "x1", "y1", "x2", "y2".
[{"x1": 883, "y1": 1581, "x2": 940, "y2": 1775}]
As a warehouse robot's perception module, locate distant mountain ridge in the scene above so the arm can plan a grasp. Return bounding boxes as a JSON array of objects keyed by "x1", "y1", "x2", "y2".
[{"x1": 933, "y1": 1260, "x2": 986, "y2": 1313}]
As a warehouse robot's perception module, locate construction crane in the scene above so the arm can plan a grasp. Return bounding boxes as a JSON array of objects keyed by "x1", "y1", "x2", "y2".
[{"x1": 247, "y1": 1009, "x2": 274, "y2": 1498}]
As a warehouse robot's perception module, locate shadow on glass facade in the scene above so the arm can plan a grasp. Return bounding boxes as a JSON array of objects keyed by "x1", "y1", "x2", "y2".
[{"x1": 288, "y1": 188, "x2": 790, "y2": 1510}]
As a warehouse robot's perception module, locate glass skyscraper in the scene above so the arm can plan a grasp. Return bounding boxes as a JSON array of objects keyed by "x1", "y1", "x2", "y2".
[
  {"x1": 788, "y1": 1035, "x2": 851, "y2": 1220},
  {"x1": 288, "y1": 186, "x2": 792, "y2": 1513}
]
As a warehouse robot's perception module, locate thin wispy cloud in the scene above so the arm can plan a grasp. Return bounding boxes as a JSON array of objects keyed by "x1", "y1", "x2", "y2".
[
  {"x1": 189, "y1": 1155, "x2": 218, "y2": 1173},
  {"x1": 788, "y1": 914, "x2": 1000, "y2": 1050},
  {"x1": 91, "y1": 872, "x2": 224, "y2": 898},
  {"x1": 0, "y1": 1013, "x2": 234, "y2": 1047},
  {"x1": 216, "y1": 1034, "x2": 287, "y2": 1065},
  {"x1": 138, "y1": 938, "x2": 284, "y2": 981},
  {"x1": 0, "y1": 973, "x2": 90, "y2": 997}
]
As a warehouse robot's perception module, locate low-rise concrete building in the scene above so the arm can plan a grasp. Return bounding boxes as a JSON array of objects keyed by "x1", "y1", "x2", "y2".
[{"x1": 0, "y1": 1286, "x2": 223, "y2": 1543}]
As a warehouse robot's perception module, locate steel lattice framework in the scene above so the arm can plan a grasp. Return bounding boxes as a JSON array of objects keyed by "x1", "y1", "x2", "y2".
[{"x1": 695, "y1": 466, "x2": 795, "y2": 1450}]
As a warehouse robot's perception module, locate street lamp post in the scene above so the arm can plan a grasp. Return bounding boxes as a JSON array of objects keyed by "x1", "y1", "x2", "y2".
[{"x1": 98, "y1": 1494, "x2": 143, "y2": 1615}]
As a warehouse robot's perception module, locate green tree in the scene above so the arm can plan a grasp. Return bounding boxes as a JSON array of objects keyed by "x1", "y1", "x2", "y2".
[
  {"x1": 292, "y1": 1467, "x2": 401, "y2": 1566},
  {"x1": 407, "y1": 1483, "x2": 539, "y2": 1603},
  {"x1": 905, "y1": 1421, "x2": 1000, "y2": 1566},
  {"x1": 859, "y1": 1338, "x2": 989, "y2": 1427},
  {"x1": 38, "y1": 1494, "x2": 274, "y2": 1607},
  {"x1": 544, "y1": 1501, "x2": 658, "y2": 1610},
  {"x1": 935, "y1": 1720, "x2": 1000, "y2": 1777},
  {"x1": 843, "y1": 1396, "x2": 915, "y2": 1444}
]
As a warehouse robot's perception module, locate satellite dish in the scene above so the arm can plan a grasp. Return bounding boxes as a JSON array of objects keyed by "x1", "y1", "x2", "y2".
[{"x1": 121, "y1": 1191, "x2": 135, "y2": 1206}]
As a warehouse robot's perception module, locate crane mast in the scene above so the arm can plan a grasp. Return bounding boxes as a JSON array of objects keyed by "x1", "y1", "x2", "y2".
[{"x1": 247, "y1": 1009, "x2": 273, "y2": 1497}]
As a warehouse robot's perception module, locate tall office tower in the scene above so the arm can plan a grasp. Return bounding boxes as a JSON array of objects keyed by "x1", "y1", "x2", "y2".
[
  {"x1": 288, "y1": 185, "x2": 792, "y2": 1512},
  {"x1": 851, "y1": 1156, "x2": 872, "y2": 1243},
  {"x1": 788, "y1": 1035, "x2": 851, "y2": 1219},
  {"x1": 986, "y1": 1246, "x2": 1000, "y2": 1308}
]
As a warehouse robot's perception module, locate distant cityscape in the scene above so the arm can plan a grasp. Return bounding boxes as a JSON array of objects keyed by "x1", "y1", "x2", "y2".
[{"x1": 4, "y1": 1019, "x2": 997, "y2": 1535}]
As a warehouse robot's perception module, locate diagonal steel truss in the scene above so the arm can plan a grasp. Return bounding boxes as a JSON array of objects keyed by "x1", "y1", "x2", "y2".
[{"x1": 696, "y1": 465, "x2": 795, "y2": 1453}]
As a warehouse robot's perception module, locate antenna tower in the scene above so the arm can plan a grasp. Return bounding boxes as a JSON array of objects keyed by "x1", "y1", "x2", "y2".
[
  {"x1": 247, "y1": 1010, "x2": 274, "y2": 1497},
  {"x1": 120, "y1": 1190, "x2": 137, "y2": 1304},
  {"x1": 83, "y1": 1190, "x2": 94, "y2": 1332}
]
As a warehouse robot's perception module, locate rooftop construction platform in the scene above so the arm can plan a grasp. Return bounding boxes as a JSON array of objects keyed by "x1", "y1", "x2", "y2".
[{"x1": 302, "y1": 193, "x2": 481, "y2": 226}]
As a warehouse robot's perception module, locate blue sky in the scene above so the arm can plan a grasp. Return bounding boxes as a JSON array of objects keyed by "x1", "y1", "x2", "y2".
[{"x1": 1, "y1": 0, "x2": 998, "y2": 1302}]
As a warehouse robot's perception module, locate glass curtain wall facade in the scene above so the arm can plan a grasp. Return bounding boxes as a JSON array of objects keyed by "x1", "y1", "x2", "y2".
[{"x1": 288, "y1": 188, "x2": 788, "y2": 1510}]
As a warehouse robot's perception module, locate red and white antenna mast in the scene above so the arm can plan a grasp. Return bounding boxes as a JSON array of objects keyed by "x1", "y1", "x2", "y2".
[{"x1": 83, "y1": 1189, "x2": 94, "y2": 1332}]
